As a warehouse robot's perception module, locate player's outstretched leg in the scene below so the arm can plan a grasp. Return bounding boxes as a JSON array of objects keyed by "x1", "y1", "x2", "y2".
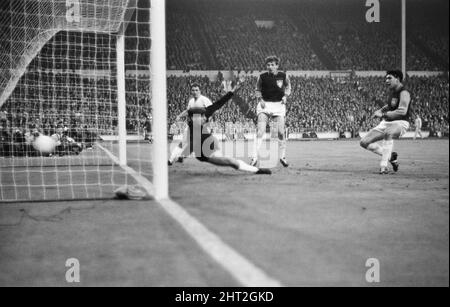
[
  {"x1": 360, "y1": 129, "x2": 390, "y2": 173},
  {"x1": 168, "y1": 143, "x2": 184, "y2": 165},
  {"x1": 207, "y1": 152, "x2": 271, "y2": 175},
  {"x1": 169, "y1": 126, "x2": 190, "y2": 165},
  {"x1": 275, "y1": 115, "x2": 288, "y2": 167},
  {"x1": 379, "y1": 139, "x2": 394, "y2": 174},
  {"x1": 251, "y1": 113, "x2": 268, "y2": 166},
  {"x1": 380, "y1": 125, "x2": 402, "y2": 174}
]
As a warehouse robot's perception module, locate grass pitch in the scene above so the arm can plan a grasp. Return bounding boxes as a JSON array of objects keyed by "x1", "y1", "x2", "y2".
[{"x1": 0, "y1": 139, "x2": 448, "y2": 286}]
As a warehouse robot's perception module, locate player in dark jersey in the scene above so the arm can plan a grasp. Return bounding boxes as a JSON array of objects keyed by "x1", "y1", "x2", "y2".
[
  {"x1": 251, "y1": 56, "x2": 291, "y2": 168},
  {"x1": 170, "y1": 81, "x2": 271, "y2": 175},
  {"x1": 360, "y1": 70, "x2": 411, "y2": 174}
]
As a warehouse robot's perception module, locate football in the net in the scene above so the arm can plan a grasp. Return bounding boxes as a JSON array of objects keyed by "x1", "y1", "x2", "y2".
[{"x1": 32, "y1": 135, "x2": 57, "y2": 153}]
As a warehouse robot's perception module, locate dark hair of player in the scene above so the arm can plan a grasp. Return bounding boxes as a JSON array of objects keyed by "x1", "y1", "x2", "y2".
[
  {"x1": 190, "y1": 83, "x2": 201, "y2": 90},
  {"x1": 386, "y1": 70, "x2": 403, "y2": 82},
  {"x1": 265, "y1": 56, "x2": 280, "y2": 65}
]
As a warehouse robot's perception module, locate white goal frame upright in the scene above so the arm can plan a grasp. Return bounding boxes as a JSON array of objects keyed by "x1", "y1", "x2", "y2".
[
  {"x1": 117, "y1": 0, "x2": 168, "y2": 200},
  {"x1": 150, "y1": 0, "x2": 168, "y2": 200}
]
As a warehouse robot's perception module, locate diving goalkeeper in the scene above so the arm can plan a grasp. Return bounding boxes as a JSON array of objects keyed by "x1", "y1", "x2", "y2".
[{"x1": 168, "y1": 82, "x2": 271, "y2": 175}]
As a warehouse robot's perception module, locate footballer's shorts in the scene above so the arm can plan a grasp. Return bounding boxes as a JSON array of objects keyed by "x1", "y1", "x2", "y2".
[
  {"x1": 373, "y1": 120, "x2": 410, "y2": 137},
  {"x1": 257, "y1": 100, "x2": 286, "y2": 117}
]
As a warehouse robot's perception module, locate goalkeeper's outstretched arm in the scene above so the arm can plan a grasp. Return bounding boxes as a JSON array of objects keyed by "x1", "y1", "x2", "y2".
[
  {"x1": 205, "y1": 92, "x2": 235, "y2": 118},
  {"x1": 204, "y1": 81, "x2": 244, "y2": 118}
]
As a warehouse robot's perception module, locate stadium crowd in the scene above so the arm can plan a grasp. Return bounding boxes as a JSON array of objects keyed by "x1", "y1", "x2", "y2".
[
  {"x1": 287, "y1": 0, "x2": 448, "y2": 71},
  {"x1": 0, "y1": 0, "x2": 448, "y2": 150},
  {"x1": 166, "y1": 73, "x2": 449, "y2": 138},
  {"x1": 97, "y1": 0, "x2": 447, "y2": 72},
  {"x1": 166, "y1": 12, "x2": 206, "y2": 70},
  {"x1": 156, "y1": 0, "x2": 448, "y2": 71},
  {"x1": 197, "y1": 13, "x2": 324, "y2": 70},
  {"x1": 1, "y1": 70, "x2": 448, "y2": 143}
]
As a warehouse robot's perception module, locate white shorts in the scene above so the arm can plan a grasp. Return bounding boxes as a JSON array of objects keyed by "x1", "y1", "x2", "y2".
[
  {"x1": 257, "y1": 101, "x2": 286, "y2": 117},
  {"x1": 373, "y1": 120, "x2": 410, "y2": 136}
]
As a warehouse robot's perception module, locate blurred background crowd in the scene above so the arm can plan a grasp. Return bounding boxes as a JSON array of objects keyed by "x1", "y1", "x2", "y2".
[
  {"x1": 1, "y1": 73, "x2": 448, "y2": 140},
  {"x1": 0, "y1": 0, "x2": 448, "y2": 143}
]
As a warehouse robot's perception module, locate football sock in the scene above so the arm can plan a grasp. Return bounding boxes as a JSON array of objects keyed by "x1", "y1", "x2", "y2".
[
  {"x1": 253, "y1": 135, "x2": 263, "y2": 159},
  {"x1": 367, "y1": 143, "x2": 383, "y2": 156},
  {"x1": 169, "y1": 145, "x2": 183, "y2": 163},
  {"x1": 380, "y1": 140, "x2": 394, "y2": 168},
  {"x1": 237, "y1": 160, "x2": 258, "y2": 173},
  {"x1": 279, "y1": 139, "x2": 287, "y2": 159}
]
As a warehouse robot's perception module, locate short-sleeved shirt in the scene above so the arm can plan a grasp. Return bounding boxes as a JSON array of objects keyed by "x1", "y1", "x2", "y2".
[
  {"x1": 257, "y1": 72, "x2": 289, "y2": 102},
  {"x1": 187, "y1": 95, "x2": 213, "y2": 110},
  {"x1": 386, "y1": 86, "x2": 411, "y2": 122}
]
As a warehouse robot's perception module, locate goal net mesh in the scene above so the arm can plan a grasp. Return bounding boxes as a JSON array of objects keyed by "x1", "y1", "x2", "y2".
[{"x1": 0, "y1": 0, "x2": 152, "y2": 201}]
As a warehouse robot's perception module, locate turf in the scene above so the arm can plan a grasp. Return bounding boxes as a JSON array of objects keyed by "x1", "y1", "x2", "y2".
[{"x1": 0, "y1": 139, "x2": 448, "y2": 286}]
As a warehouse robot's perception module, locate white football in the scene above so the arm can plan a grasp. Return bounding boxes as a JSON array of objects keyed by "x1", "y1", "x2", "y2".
[{"x1": 33, "y1": 135, "x2": 57, "y2": 153}]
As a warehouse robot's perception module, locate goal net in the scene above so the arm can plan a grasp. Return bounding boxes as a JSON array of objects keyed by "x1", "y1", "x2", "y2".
[{"x1": 0, "y1": 0, "x2": 155, "y2": 202}]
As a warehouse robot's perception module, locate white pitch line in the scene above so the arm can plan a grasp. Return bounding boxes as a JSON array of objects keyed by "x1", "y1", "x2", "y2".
[{"x1": 98, "y1": 144, "x2": 282, "y2": 287}]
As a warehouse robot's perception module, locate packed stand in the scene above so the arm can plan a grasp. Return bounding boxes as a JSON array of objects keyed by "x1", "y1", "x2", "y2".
[
  {"x1": 1, "y1": 71, "x2": 448, "y2": 154},
  {"x1": 166, "y1": 12, "x2": 206, "y2": 70},
  {"x1": 164, "y1": 0, "x2": 448, "y2": 71},
  {"x1": 290, "y1": 0, "x2": 446, "y2": 71},
  {"x1": 165, "y1": 73, "x2": 449, "y2": 138}
]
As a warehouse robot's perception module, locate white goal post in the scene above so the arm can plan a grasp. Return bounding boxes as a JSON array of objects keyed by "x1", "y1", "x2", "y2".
[{"x1": 150, "y1": 0, "x2": 168, "y2": 200}]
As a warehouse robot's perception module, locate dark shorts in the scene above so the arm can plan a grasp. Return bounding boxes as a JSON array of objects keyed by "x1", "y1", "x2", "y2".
[{"x1": 189, "y1": 131, "x2": 219, "y2": 162}]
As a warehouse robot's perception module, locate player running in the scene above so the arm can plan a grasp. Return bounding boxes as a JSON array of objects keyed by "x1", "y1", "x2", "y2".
[
  {"x1": 251, "y1": 56, "x2": 291, "y2": 167},
  {"x1": 169, "y1": 82, "x2": 271, "y2": 175},
  {"x1": 360, "y1": 70, "x2": 412, "y2": 174}
]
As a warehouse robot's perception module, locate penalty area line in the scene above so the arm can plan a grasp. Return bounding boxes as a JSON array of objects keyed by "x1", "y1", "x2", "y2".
[{"x1": 97, "y1": 144, "x2": 283, "y2": 287}]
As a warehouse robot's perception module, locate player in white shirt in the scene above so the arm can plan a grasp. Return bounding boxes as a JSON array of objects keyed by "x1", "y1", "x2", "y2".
[
  {"x1": 168, "y1": 82, "x2": 271, "y2": 174},
  {"x1": 168, "y1": 83, "x2": 212, "y2": 164}
]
